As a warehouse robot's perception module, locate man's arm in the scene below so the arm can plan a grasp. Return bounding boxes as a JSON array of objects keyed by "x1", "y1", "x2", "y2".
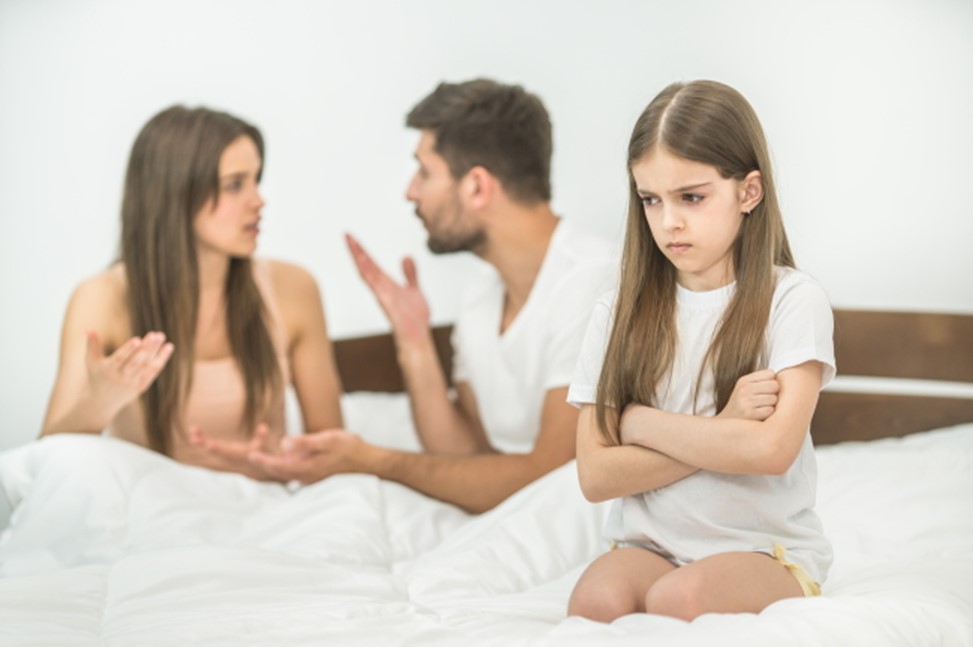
[
  {"x1": 346, "y1": 234, "x2": 485, "y2": 454},
  {"x1": 396, "y1": 335, "x2": 491, "y2": 455},
  {"x1": 373, "y1": 385, "x2": 576, "y2": 511},
  {"x1": 251, "y1": 386, "x2": 577, "y2": 513}
]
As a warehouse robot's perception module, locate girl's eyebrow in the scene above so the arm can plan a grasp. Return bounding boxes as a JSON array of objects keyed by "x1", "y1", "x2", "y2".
[
  {"x1": 672, "y1": 181, "x2": 711, "y2": 193},
  {"x1": 637, "y1": 181, "x2": 711, "y2": 196},
  {"x1": 219, "y1": 171, "x2": 249, "y2": 181}
]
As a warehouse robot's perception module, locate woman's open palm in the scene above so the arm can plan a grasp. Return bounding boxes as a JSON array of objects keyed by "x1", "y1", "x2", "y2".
[{"x1": 85, "y1": 330, "x2": 174, "y2": 415}]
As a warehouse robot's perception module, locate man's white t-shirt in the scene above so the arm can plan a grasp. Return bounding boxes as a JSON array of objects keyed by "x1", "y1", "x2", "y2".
[
  {"x1": 567, "y1": 267, "x2": 835, "y2": 583},
  {"x1": 451, "y1": 219, "x2": 615, "y2": 454}
]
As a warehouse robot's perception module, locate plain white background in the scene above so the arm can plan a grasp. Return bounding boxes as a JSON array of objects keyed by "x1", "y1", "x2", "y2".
[{"x1": 1, "y1": 0, "x2": 971, "y2": 451}]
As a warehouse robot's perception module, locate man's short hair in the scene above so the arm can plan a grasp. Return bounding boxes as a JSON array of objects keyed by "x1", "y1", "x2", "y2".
[{"x1": 406, "y1": 79, "x2": 552, "y2": 204}]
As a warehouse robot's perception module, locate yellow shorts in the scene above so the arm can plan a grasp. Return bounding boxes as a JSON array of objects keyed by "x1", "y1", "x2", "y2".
[
  {"x1": 608, "y1": 541, "x2": 822, "y2": 597},
  {"x1": 772, "y1": 544, "x2": 821, "y2": 597}
]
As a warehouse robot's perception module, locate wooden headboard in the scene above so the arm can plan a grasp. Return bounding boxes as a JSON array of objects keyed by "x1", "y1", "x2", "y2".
[
  {"x1": 811, "y1": 310, "x2": 973, "y2": 444},
  {"x1": 332, "y1": 326, "x2": 454, "y2": 393},
  {"x1": 331, "y1": 310, "x2": 973, "y2": 445}
]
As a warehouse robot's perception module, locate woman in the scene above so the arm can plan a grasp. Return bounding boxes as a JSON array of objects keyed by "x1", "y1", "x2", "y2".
[{"x1": 40, "y1": 105, "x2": 343, "y2": 480}]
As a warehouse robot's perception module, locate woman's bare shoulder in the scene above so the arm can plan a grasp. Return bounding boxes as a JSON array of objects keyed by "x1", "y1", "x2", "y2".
[
  {"x1": 260, "y1": 258, "x2": 326, "y2": 341},
  {"x1": 64, "y1": 264, "x2": 130, "y2": 345},
  {"x1": 69, "y1": 263, "x2": 127, "y2": 308},
  {"x1": 264, "y1": 258, "x2": 321, "y2": 300}
]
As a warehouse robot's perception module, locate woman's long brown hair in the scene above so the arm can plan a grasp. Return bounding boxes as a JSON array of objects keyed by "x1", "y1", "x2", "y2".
[
  {"x1": 120, "y1": 106, "x2": 283, "y2": 455},
  {"x1": 596, "y1": 81, "x2": 794, "y2": 444}
]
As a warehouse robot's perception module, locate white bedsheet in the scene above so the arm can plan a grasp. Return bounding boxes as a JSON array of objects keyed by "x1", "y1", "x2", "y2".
[{"x1": 1, "y1": 394, "x2": 971, "y2": 646}]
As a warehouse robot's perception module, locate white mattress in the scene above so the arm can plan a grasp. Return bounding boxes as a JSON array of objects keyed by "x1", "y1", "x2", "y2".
[{"x1": 1, "y1": 393, "x2": 971, "y2": 646}]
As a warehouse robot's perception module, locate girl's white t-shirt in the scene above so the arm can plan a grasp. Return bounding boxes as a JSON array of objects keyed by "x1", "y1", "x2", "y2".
[{"x1": 567, "y1": 267, "x2": 835, "y2": 583}]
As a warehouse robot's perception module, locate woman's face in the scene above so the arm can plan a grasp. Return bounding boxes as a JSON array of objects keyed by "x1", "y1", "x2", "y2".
[{"x1": 194, "y1": 135, "x2": 265, "y2": 259}]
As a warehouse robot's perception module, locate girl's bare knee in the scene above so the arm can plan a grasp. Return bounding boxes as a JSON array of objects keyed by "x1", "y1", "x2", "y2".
[
  {"x1": 568, "y1": 584, "x2": 639, "y2": 623},
  {"x1": 644, "y1": 572, "x2": 707, "y2": 621}
]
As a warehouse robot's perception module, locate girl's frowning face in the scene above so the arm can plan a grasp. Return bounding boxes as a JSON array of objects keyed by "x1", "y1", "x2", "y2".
[{"x1": 631, "y1": 146, "x2": 760, "y2": 292}]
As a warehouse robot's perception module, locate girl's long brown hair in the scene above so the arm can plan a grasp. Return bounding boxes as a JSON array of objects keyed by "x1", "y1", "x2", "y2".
[
  {"x1": 120, "y1": 106, "x2": 283, "y2": 455},
  {"x1": 596, "y1": 80, "x2": 794, "y2": 444}
]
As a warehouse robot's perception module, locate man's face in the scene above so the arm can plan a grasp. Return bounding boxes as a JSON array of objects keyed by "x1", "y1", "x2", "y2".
[{"x1": 405, "y1": 130, "x2": 485, "y2": 254}]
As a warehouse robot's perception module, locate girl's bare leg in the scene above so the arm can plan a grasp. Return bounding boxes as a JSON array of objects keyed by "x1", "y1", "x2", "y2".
[
  {"x1": 568, "y1": 547, "x2": 676, "y2": 622},
  {"x1": 645, "y1": 551, "x2": 804, "y2": 621}
]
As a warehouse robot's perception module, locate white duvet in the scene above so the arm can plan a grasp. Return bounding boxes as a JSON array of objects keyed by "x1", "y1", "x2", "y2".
[{"x1": 1, "y1": 394, "x2": 972, "y2": 647}]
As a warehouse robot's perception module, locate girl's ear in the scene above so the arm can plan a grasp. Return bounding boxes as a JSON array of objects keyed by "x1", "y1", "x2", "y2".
[
  {"x1": 740, "y1": 170, "x2": 764, "y2": 214},
  {"x1": 461, "y1": 166, "x2": 495, "y2": 210}
]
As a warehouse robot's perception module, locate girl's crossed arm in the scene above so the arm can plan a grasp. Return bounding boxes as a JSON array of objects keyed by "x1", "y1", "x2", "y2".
[
  {"x1": 575, "y1": 365, "x2": 791, "y2": 500},
  {"x1": 621, "y1": 361, "x2": 823, "y2": 475},
  {"x1": 575, "y1": 404, "x2": 698, "y2": 502}
]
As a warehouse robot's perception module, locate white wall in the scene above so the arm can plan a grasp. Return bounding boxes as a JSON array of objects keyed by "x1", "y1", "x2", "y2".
[{"x1": 1, "y1": 0, "x2": 971, "y2": 451}]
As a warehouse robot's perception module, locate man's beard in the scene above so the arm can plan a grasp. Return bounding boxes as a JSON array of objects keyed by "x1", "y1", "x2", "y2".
[
  {"x1": 419, "y1": 206, "x2": 486, "y2": 255},
  {"x1": 426, "y1": 227, "x2": 487, "y2": 254}
]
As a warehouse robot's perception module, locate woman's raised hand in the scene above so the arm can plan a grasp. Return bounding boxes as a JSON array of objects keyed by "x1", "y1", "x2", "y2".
[{"x1": 85, "y1": 330, "x2": 174, "y2": 417}]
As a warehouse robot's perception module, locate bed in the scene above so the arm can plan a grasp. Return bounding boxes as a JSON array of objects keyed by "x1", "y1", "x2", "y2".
[{"x1": 1, "y1": 309, "x2": 971, "y2": 646}]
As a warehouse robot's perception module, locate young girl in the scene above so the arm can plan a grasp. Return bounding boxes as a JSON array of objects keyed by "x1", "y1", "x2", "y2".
[
  {"x1": 40, "y1": 105, "x2": 344, "y2": 480},
  {"x1": 567, "y1": 80, "x2": 834, "y2": 622}
]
